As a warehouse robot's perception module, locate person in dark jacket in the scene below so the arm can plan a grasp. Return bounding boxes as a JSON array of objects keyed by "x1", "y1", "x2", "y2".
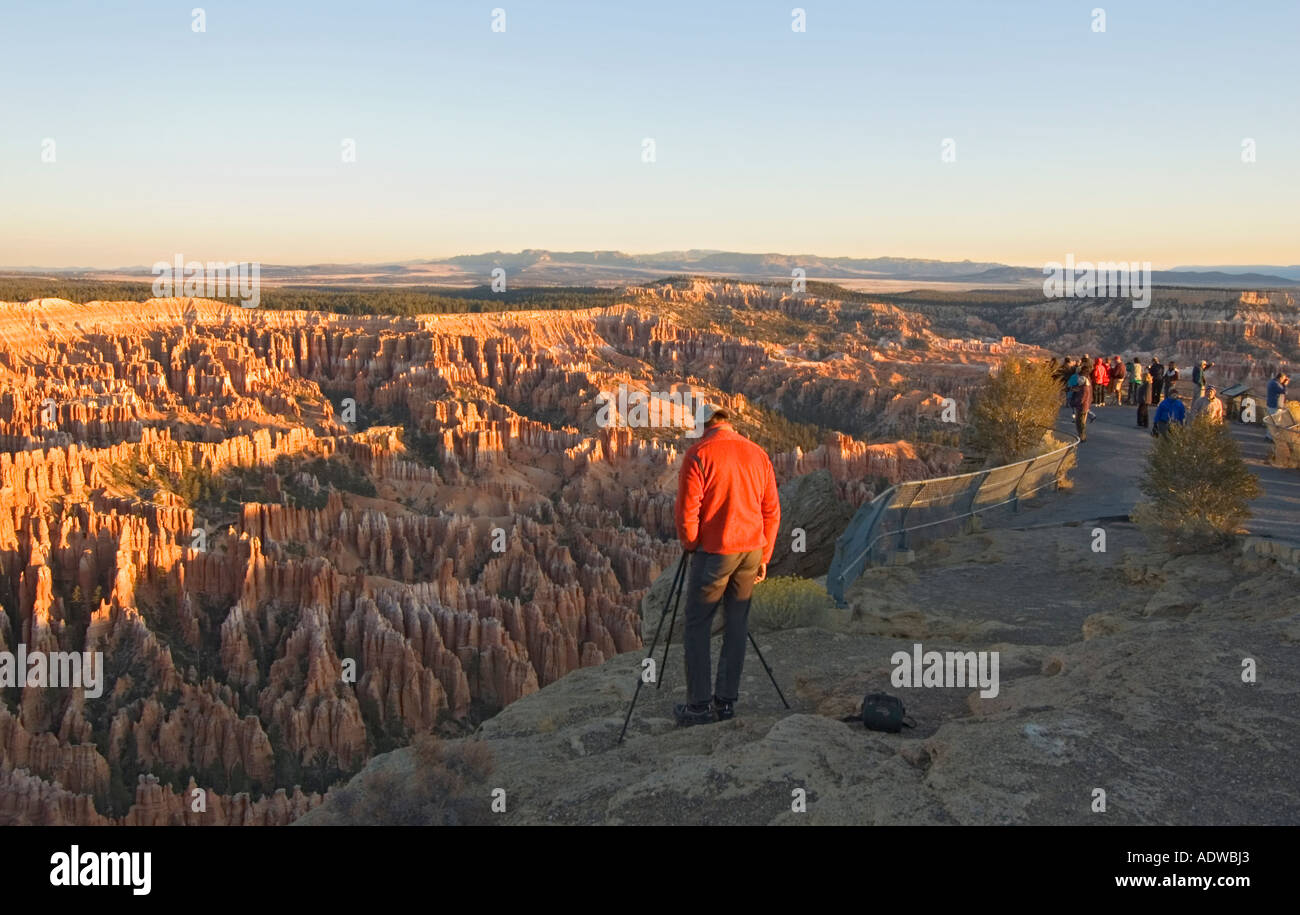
[
  {"x1": 1110, "y1": 356, "x2": 1127, "y2": 404},
  {"x1": 1192, "y1": 360, "x2": 1213, "y2": 398},
  {"x1": 1267, "y1": 371, "x2": 1289, "y2": 411},
  {"x1": 1069, "y1": 374, "x2": 1093, "y2": 441},
  {"x1": 1164, "y1": 362, "x2": 1180, "y2": 398},
  {"x1": 1149, "y1": 358, "x2": 1165, "y2": 402},
  {"x1": 1136, "y1": 374, "x2": 1152, "y2": 428}
]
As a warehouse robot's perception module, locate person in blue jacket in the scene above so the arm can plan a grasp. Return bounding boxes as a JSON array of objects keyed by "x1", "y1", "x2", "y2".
[{"x1": 1151, "y1": 390, "x2": 1186, "y2": 436}]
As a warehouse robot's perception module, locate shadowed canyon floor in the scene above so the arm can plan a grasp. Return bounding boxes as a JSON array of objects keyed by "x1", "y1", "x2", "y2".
[{"x1": 301, "y1": 524, "x2": 1300, "y2": 826}]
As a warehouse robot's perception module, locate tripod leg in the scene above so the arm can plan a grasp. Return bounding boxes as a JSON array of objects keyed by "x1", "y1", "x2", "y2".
[
  {"x1": 655, "y1": 553, "x2": 689, "y2": 690},
  {"x1": 617, "y1": 673, "x2": 648, "y2": 745},
  {"x1": 747, "y1": 630, "x2": 791, "y2": 709},
  {"x1": 618, "y1": 553, "x2": 686, "y2": 744},
  {"x1": 642, "y1": 553, "x2": 685, "y2": 659}
]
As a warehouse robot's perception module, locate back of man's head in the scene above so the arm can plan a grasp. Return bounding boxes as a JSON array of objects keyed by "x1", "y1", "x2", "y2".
[{"x1": 699, "y1": 403, "x2": 730, "y2": 428}]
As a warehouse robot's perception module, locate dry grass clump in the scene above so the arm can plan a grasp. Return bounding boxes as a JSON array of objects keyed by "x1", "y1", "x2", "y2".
[
  {"x1": 312, "y1": 734, "x2": 495, "y2": 826},
  {"x1": 750, "y1": 576, "x2": 835, "y2": 631}
]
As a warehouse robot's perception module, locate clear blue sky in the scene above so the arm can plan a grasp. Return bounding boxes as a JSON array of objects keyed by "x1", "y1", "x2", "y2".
[{"x1": 2, "y1": 0, "x2": 1297, "y2": 268}]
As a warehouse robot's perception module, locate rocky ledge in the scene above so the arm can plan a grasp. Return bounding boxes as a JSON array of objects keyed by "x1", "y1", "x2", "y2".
[{"x1": 300, "y1": 523, "x2": 1300, "y2": 825}]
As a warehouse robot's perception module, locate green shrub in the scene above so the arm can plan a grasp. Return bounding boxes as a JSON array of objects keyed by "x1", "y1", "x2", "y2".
[
  {"x1": 1134, "y1": 415, "x2": 1262, "y2": 553},
  {"x1": 283, "y1": 473, "x2": 329, "y2": 510},
  {"x1": 967, "y1": 358, "x2": 1062, "y2": 463},
  {"x1": 307, "y1": 457, "x2": 377, "y2": 498},
  {"x1": 106, "y1": 448, "x2": 223, "y2": 508},
  {"x1": 737, "y1": 402, "x2": 833, "y2": 454},
  {"x1": 749, "y1": 576, "x2": 834, "y2": 631}
]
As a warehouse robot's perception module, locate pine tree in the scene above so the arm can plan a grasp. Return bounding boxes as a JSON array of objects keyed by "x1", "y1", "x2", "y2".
[
  {"x1": 968, "y1": 358, "x2": 1062, "y2": 463},
  {"x1": 1136, "y1": 415, "x2": 1262, "y2": 552}
]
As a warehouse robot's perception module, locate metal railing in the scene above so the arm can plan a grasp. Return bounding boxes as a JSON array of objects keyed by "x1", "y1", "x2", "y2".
[
  {"x1": 827, "y1": 435, "x2": 1080, "y2": 603},
  {"x1": 1263, "y1": 407, "x2": 1300, "y2": 468}
]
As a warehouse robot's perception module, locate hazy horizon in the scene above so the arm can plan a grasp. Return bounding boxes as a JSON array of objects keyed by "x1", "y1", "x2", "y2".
[
  {"x1": 4, "y1": 247, "x2": 1298, "y2": 278},
  {"x1": 3, "y1": 0, "x2": 1297, "y2": 267}
]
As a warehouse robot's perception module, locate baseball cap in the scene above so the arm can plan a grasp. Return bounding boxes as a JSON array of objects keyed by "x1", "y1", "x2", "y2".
[{"x1": 697, "y1": 403, "x2": 730, "y2": 424}]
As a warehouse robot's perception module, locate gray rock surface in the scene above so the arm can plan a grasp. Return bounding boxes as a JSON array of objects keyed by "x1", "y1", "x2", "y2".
[
  {"x1": 769, "y1": 468, "x2": 855, "y2": 578},
  {"x1": 299, "y1": 523, "x2": 1300, "y2": 826}
]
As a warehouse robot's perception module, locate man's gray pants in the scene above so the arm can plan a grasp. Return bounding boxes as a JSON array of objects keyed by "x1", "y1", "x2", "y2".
[{"x1": 683, "y1": 549, "x2": 762, "y2": 706}]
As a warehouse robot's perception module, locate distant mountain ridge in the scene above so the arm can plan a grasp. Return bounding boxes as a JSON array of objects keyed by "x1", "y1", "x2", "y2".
[
  {"x1": 1172, "y1": 264, "x2": 1300, "y2": 282},
  {"x1": 440, "y1": 249, "x2": 1011, "y2": 280},
  {"x1": 7, "y1": 251, "x2": 1299, "y2": 289}
]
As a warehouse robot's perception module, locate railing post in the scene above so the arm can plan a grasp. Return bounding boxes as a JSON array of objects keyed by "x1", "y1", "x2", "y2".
[
  {"x1": 1010, "y1": 459, "x2": 1034, "y2": 512},
  {"x1": 1054, "y1": 442, "x2": 1075, "y2": 490},
  {"x1": 829, "y1": 485, "x2": 896, "y2": 604},
  {"x1": 964, "y1": 470, "x2": 991, "y2": 517},
  {"x1": 872, "y1": 490, "x2": 897, "y2": 566},
  {"x1": 895, "y1": 484, "x2": 924, "y2": 551}
]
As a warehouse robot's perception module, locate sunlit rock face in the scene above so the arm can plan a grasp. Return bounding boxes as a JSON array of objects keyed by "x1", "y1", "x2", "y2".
[
  {"x1": 0, "y1": 284, "x2": 1027, "y2": 824},
  {"x1": 6, "y1": 279, "x2": 1287, "y2": 824},
  {"x1": 956, "y1": 289, "x2": 1299, "y2": 385}
]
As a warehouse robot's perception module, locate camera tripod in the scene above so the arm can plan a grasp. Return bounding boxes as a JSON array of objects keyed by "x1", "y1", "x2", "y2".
[{"x1": 617, "y1": 550, "x2": 790, "y2": 744}]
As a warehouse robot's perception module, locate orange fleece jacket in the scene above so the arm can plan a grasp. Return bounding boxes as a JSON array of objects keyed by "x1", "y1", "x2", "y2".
[{"x1": 675, "y1": 423, "x2": 781, "y2": 563}]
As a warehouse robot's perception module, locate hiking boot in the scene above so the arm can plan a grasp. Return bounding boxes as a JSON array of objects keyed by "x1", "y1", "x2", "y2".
[
  {"x1": 673, "y1": 702, "x2": 714, "y2": 727},
  {"x1": 712, "y1": 695, "x2": 736, "y2": 721}
]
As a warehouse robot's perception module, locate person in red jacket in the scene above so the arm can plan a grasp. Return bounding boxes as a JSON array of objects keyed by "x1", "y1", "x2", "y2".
[
  {"x1": 1091, "y1": 357, "x2": 1110, "y2": 406},
  {"x1": 673, "y1": 404, "x2": 780, "y2": 726}
]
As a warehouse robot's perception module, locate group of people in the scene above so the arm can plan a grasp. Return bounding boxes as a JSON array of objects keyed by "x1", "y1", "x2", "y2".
[
  {"x1": 661, "y1": 366, "x2": 1291, "y2": 729},
  {"x1": 1053, "y1": 355, "x2": 1226, "y2": 441}
]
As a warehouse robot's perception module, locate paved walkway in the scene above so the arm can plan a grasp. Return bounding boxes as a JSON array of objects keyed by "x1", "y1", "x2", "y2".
[{"x1": 1012, "y1": 404, "x2": 1300, "y2": 543}]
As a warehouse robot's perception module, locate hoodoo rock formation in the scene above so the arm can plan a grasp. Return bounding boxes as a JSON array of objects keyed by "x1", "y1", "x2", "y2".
[
  {"x1": 5, "y1": 278, "x2": 1281, "y2": 824},
  {"x1": 0, "y1": 286, "x2": 974, "y2": 823},
  {"x1": 911, "y1": 288, "x2": 1299, "y2": 391}
]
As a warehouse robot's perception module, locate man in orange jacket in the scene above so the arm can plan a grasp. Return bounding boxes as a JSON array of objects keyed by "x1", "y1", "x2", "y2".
[{"x1": 672, "y1": 404, "x2": 780, "y2": 726}]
